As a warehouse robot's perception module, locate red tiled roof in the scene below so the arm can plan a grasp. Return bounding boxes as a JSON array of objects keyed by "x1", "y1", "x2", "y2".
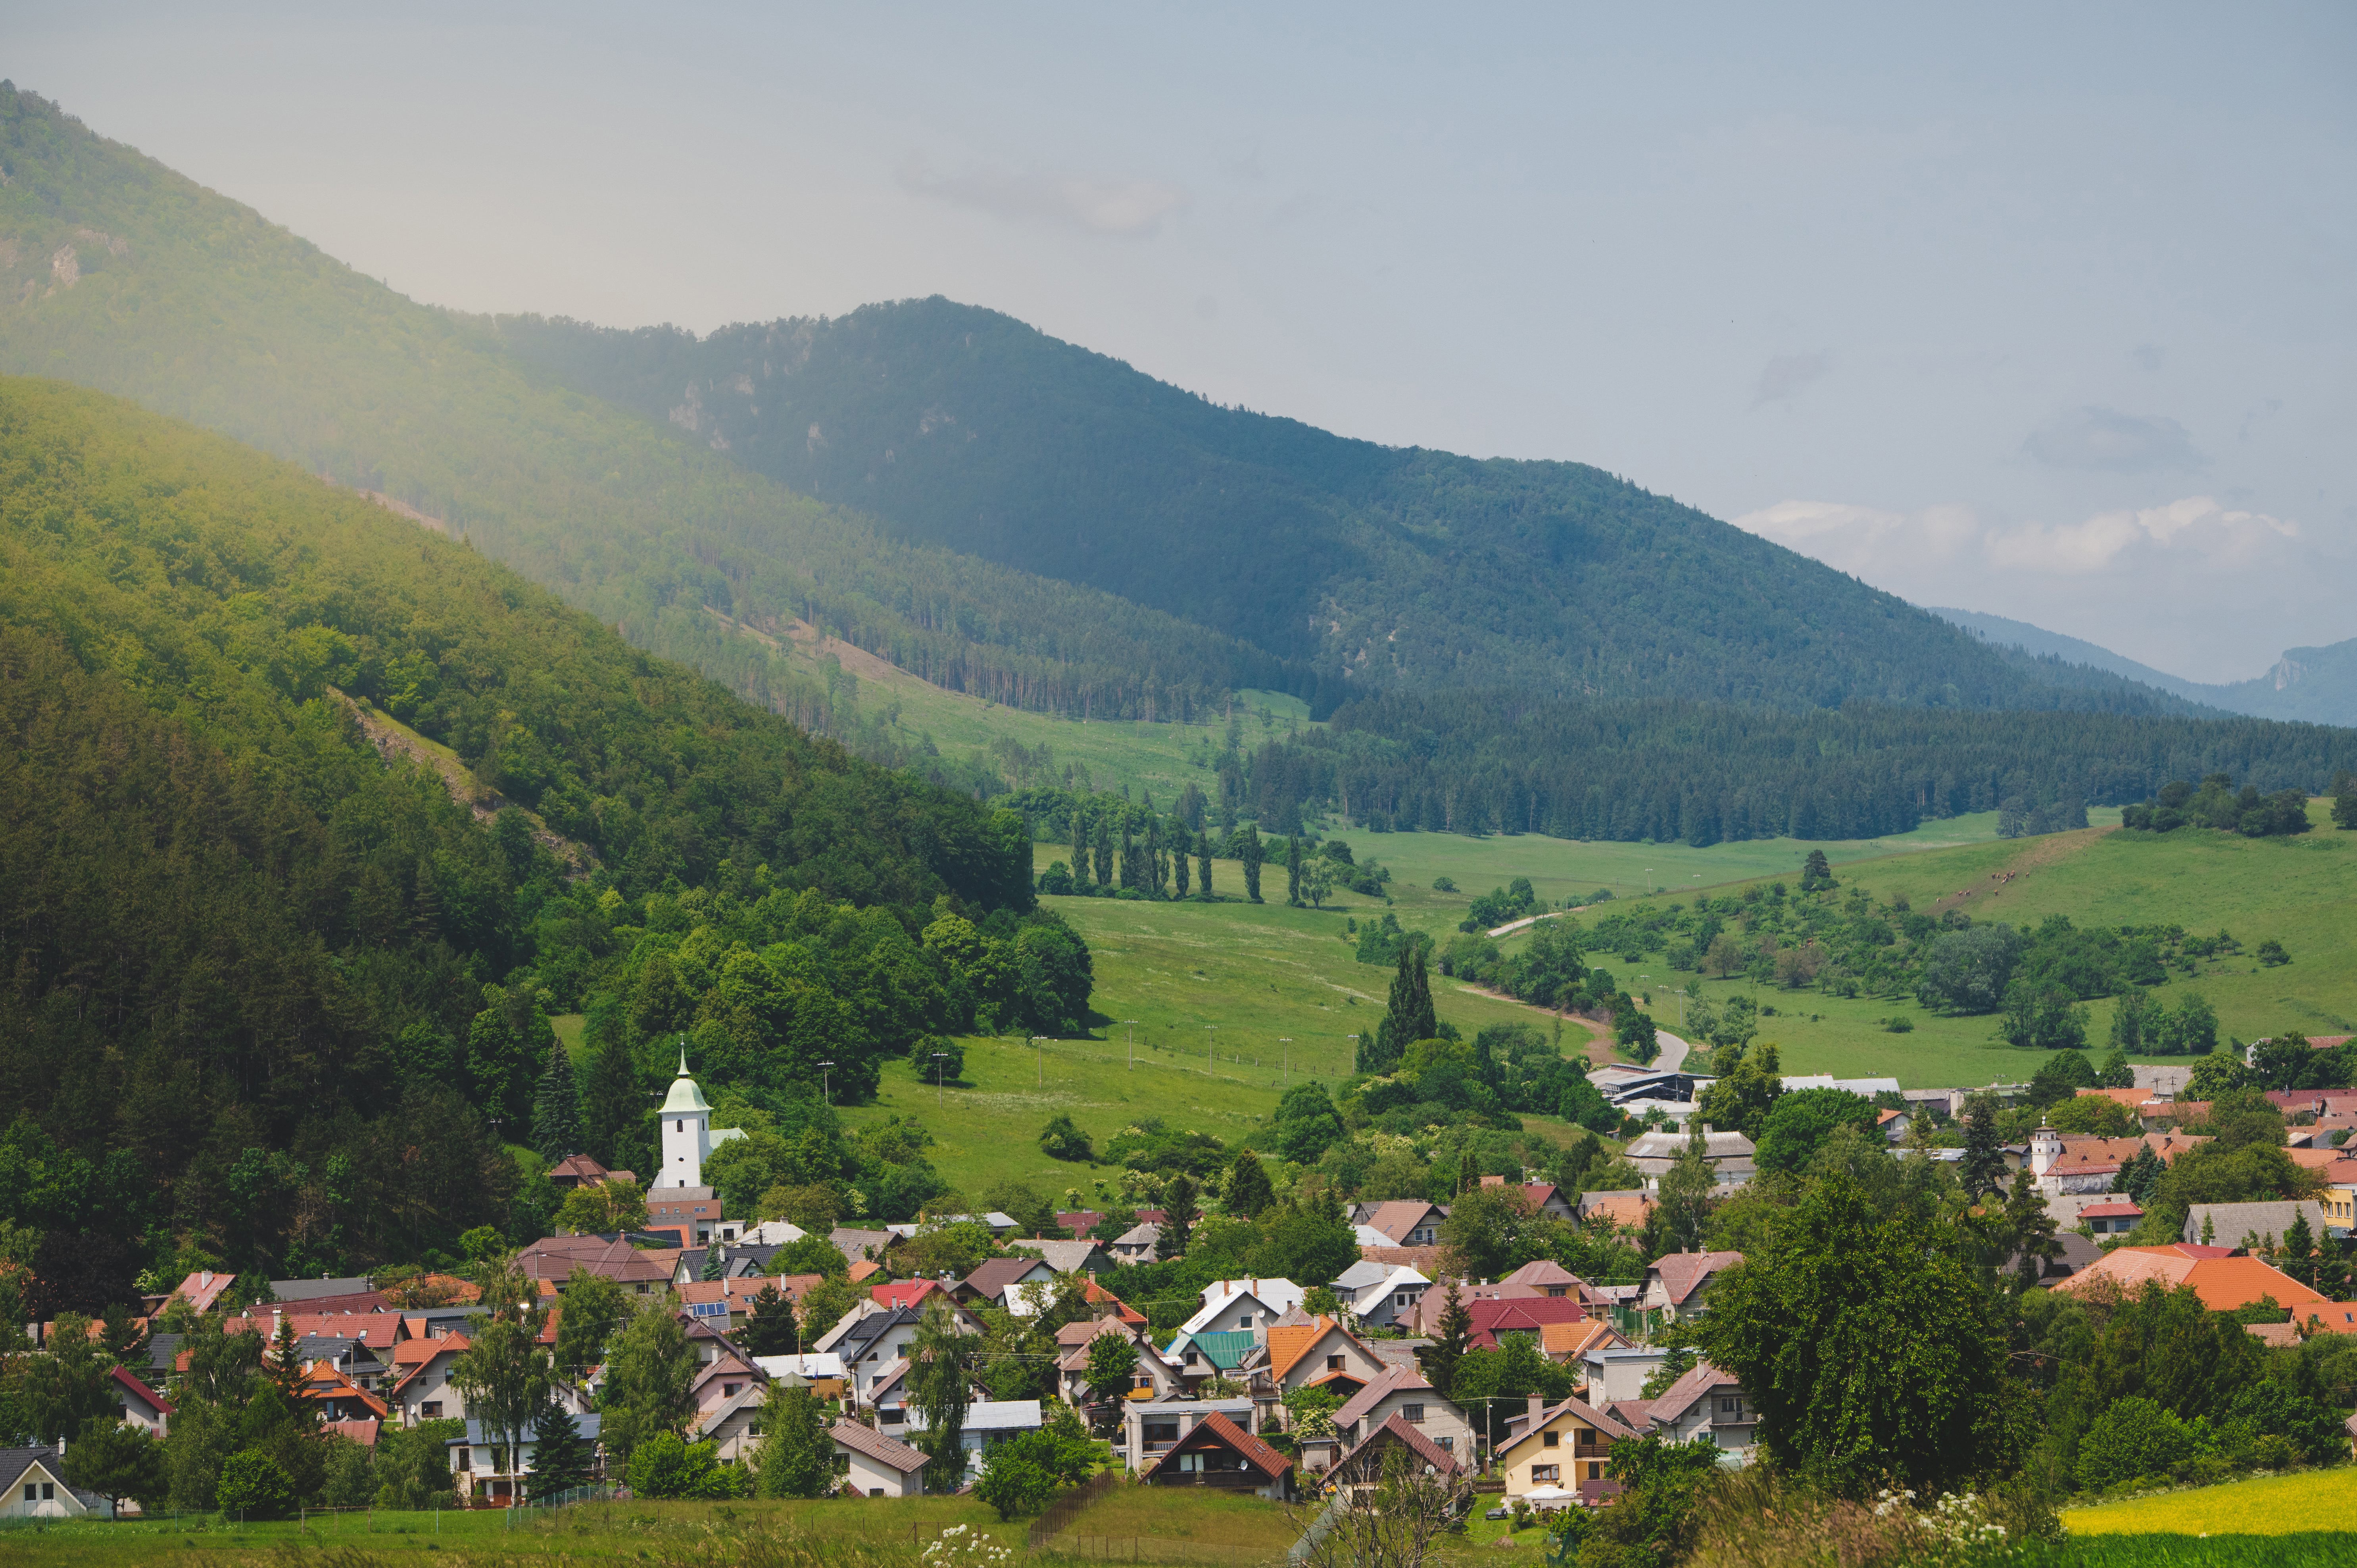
[
  {"x1": 2078, "y1": 1202, "x2": 2144, "y2": 1219},
  {"x1": 1339, "y1": 1409, "x2": 1460, "y2": 1479},
  {"x1": 1466, "y1": 1296, "x2": 1591, "y2": 1347},
  {"x1": 1646, "y1": 1251, "x2": 1743, "y2": 1306},
  {"x1": 323, "y1": 1418, "x2": 381, "y2": 1447},
  {"x1": 1149, "y1": 1410, "x2": 1291, "y2": 1481},
  {"x1": 871, "y1": 1278, "x2": 947, "y2": 1311},
  {"x1": 109, "y1": 1364, "x2": 173, "y2": 1415}
]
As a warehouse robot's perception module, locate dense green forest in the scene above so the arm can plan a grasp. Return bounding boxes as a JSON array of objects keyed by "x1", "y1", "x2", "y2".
[
  {"x1": 1227, "y1": 693, "x2": 2357, "y2": 843},
  {"x1": 0, "y1": 85, "x2": 1279, "y2": 729},
  {"x1": 494, "y1": 297, "x2": 2211, "y2": 718},
  {"x1": 0, "y1": 377, "x2": 1072, "y2": 1305}
]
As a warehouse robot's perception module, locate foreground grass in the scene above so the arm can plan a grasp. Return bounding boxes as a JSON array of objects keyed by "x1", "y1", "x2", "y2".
[{"x1": 2061, "y1": 1466, "x2": 2357, "y2": 1536}]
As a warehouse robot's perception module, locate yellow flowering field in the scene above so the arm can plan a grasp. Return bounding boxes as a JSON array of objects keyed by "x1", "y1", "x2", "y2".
[{"x1": 2063, "y1": 1468, "x2": 2357, "y2": 1535}]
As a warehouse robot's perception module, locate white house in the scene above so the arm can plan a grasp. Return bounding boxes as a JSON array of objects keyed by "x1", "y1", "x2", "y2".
[
  {"x1": 1177, "y1": 1278, "x2": 1308, "y2": 1336},
  {"x1": 1, "y1": 1448, "x2": 111, "y2": 1518},
  {"x1": 1331, "y1": 1261, "x2": 1429, "y2": 1328},
  {"x1": 1617, "y1": 1363, "x2": 1754, "y2": 1462},
  {"x1": 831, "y1": 1420, "x2": 930, "y2": 1497},
  {"x1": 445, "y1": 1414, "x2": 604, "y2": 1504},
  {"x1": 905, "y1": 1399, "x2": 1043, "y2": 1480},
  {"x1": 108, "y1": 1365, "x2": 175, "y2": 1437}
]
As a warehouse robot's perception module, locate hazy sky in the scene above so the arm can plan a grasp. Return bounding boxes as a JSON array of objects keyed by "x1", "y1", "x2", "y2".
[{"x1": 15, "y1": 3, "x2": 2354, "y2": 681}]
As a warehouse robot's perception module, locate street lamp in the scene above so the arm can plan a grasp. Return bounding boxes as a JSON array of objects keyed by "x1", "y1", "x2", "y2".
[
  {"x1": 817, "y1": 1060, "x2": 836, "y2": 1106},
  {"x1": 932, "y1": 1051, "x2": 949, "y2": 1108}
]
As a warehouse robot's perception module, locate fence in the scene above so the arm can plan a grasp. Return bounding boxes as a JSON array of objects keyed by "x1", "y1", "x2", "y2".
[{"x1": 1028, "y1": 1471, "x2": 1118, "y2": 1549}]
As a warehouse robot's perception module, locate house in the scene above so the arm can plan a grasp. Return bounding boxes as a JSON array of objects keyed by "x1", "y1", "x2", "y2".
[
  {"x1": 1055, "y1": 1320, "x2": 1183, "y2": 1406},
  {"x1": 1057, "y1": 1211, "x2": 1104, "y2": 1239},
  {"x1": 296, "y1": 1359, "x2": 390, "y2": 1426},
  {"x1": 1139, "y1": 1411, "x2": 1294, "y2": 1500},
  {"x1": 0, "y1": 1447, "x2": 111, "y2": 1518},
  {"x1": 1332, "y1": 1260, "x2": 1431, "y2": 1327},
  {"x1": 828, "y1": 1227, "x2": 897, "y2": 1268},
  {"x1": 391, "y1": 1334, "x2": 472, "y2": 1424},
  {"x1": 2181, "y1": 1201, "x2": 2333, "y2": 1249},
  {"x1": 1165, "y1": 1330, "x2": 1255, "y2": 1391},
  {"x1": 647, "y1": 1192, "x2": 737, "y2": 1246},
  {"x1": 1581, "y1": 1344, "x2": 1671, "y2": 1404},
  {"x1": 2007, "y1": 1233, "x2": 2104, "y2": 1286},
  {"x1": 165, "y1": 1269, "x2": 240, "y2": 1317},
  {"x1": 2027, "y1": 1127, "x2": 2209, "y2": 1198},
  {"x1": 547, "y1": 1153, "x2": 636, "y2": 1190},
  {"x1": 2052, "y1": 1247, "x2": 2328, "y2": 1315},
  {"x1": 905, "y1": 1399, "x2": 1044, "y2": 1481},
  {"x1": 753, "y1": 1352, "x2": 847, "y2": 1400},
  {"x1": 1877, "y1": 1108, "x2": 1912, "y2": 1142},
  {"x1": 1539, "y1": 1319, "x2": 1629, "y2": 1368},
  {"x1": 271, "y1": 1274, "x2": 379, "y2": 1305},
  {"x1": 1358, "y1": 1200, "x2": 1447, "y2": 1248},
  {"x1": 1575, "y1": 1190, "x2": 1656, "y2": 1232},
  {"x1": 1328, "y1": 1411, "x2": 1462, "y2": 1497},
  {"x1": 1017, "y1": 1239, "x2": 1115, "y2": 1276},
  {"x1": 1178, "y1": 1278, "x2": 1308, "y2": 1337},
  {"x1": 870, "y1": 1279, "x2": 950, "y2": 1313},
  {"x1": 1780, "y1": 1075, "x2": 1903, "y2": 1097},
  {"x1": 828, "y1": 1305, "x2": 983, "y2": 1408},
  {"x1": 1077, "y1": 1278, "x2": 1150, "y2": 1327},
  {"x1": 1122, "y1": 1395, "x2": 1257, "y2": 1473},
  {"x1": 1639, "y1": 1252, "x2": 1743, "y2": 1320},
  {"x1": 958, "y1": 1256, "x2": 1060, "y2": 1311},
  {"x1": 516, "y1": 1235, "x2": 674, "y2": 1296},
  {"x1": 1264, "y1": 1318, "x2": 1388, "y2": 1422},
  {"x1": 831, "y1": 1419, "x2": 930, "y2": 1497},
  {"x1": 684, "y1": 1319, "x2": 766, "y2": 1422},
  {"x1": 1109, "y1": 1223, "x2": 1162, "y2": 1265},
  {"x1": 738, "y1": 1219, "x2": 808, "y2": 1246},
  {"x1": 2079, "y1": 1201, "x2": 2145, "y2": 1238},
  {"x1": 108, "y1": 1365, "x2": 174, "y2": 1437},
  {"x1": 1472, "y1": 1177, "x2": 1579, "y2": 1222},
  {"x1": 1453, "y1": 1297, "x2": 1595, "y2": 1350},
  {"x1": 1495, "y1": 1261, "x2": 1591, "y2": 1299},
  {"x1": 446, "y1": 1414, "x2": 603, "y2": 1504},
  {"x1": 1325, "y1": 1363, "x2": 1472, "y2": 1470},
  {"x1": 695, "y1": 1385, "x2": 768, "y2": 1464},
  {"x1": 1622, "y1": 1128, "x2": 1758, "y2": 1187},
  {"x1": 1612, "y1": 1362, "x2": 1754, "y2": 1461},
  {"x1": 1493, "y1": 1393, "x2": 1639, "y2": 1505},
  {"x1": 676, "y1": 1273, "x2": 826, "y2": 1332}
]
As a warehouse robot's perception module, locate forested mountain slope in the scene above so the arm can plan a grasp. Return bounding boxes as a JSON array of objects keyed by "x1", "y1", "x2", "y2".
[
  {"x1": 0, "y1": 85, "x2": 1275, "y2": 725},
  {"x1": 496, "y1": 297, "x2": 2204, "y2": 717},
  {"x1": 1938, "y1": 606, "x2": 2357, "y2": 727},
  {"x1": 0, "y1": 377, "x2": 1058, "y2": 1301}
]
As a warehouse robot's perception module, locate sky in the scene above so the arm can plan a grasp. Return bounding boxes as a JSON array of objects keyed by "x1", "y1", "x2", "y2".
[{"x1": 12, "y1": 3, "x2": 2354, "y2": 681}]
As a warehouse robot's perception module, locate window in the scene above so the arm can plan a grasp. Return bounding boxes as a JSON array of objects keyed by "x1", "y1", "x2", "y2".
[
  {"x1": 422, "y1": 1401, "x2": 443, "y2": 1418},
  {"x1": 456, "y1": 1448, "x2": 472, "y2": 1471},
  {"x1": 1437, "y1": 1436, "x2": 1453, "y2": 1453},
  {"x1": 1144, "y1": 1422, "x2": 1179, "y2": 1445},
  {"x1": 21, "y1": 1485, "x2": 33, "y2": 1502},
  {"x1": 724, "y1": 1382, "x2": 741, "y2": 1398},
  {"x1": 1401, "y1": 1404, "x2": 1425, "y2": 1423},
  {"x1": 1531, "y1": 1465, "x2": 1560, "y2": 1483},
  {"x1": 1327, "y1": 1355, "x2": 1344, "y2": 1370},
  {"x1": 1587, "y1": 1462, "x2": 1602, "y2": 1480},
  {"x1": 1542, "y1": 1431, "x2": 1560, "y2": 1448},
  {"x1": 869, "y1": 1488, "x2": 884, "y2": 1498}
]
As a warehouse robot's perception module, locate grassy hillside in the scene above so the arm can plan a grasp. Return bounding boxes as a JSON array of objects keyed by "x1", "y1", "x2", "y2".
[
  {"x1": 0, "y1": 86, "x2": 1277, "y2": 729},
  {"x1": 497, "y1": 297, "x2": 2200, "y2": 718},
  {"x1": 1593, "y1": 801, "x2": 2357, "y2": 1088}
]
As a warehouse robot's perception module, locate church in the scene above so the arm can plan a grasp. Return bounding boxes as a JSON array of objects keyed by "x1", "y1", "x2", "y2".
[{"x1": 653, "y1": 1046, "x2": 748, "y2": 1245}]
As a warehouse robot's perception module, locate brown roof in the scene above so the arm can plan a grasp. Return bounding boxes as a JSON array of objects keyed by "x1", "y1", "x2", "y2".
[
  {"x1": 1147, "y1": 1410, "x2": 1291, "y2": 1481},
  {"x1": 1332, "y1": 1361, "x2": 1436, "y2": 1432},
  {"x1": 1647, "y1": 1251, "x2": 1744, "y2": 1306},
  {"x1": 829, "y1": 1418, "x2": 929, "y2": 1473},
  {"x1": 1497, "y1": 1394, "x2": 1638, "y2": 1459},
  {"x1": 1364, "y1": 1201, "x2": 1444, "y2": 1245},
  {"x1": 1337, "y1": 1409, "x2": 1461, "y2": 1480},
  {"x1": 962, "y1": 1257, "x2": 1053, "y2": 1301},
  {"x1": 1640, "y1": 1361, "x2": 1740, "y2": 1426},
  {"x1": 322, "y1": 1418, "x2": 381, "y2": 1447},
  {"x1": 1358, "y1": 1245, "x2": 1442, "y2": 1272},
  {"x1": 517, "y1": 1235, "x2": 673, "y2": 1284}
]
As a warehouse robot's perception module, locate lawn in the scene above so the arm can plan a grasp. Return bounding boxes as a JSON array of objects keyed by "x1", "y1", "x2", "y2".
[
  {"x1": 1035, "y1": 1482, "x2": 1302, "y2": 1563},
  {"x1": 2061, "y1": 1466, "x2": 2357, "y2": 1536}
]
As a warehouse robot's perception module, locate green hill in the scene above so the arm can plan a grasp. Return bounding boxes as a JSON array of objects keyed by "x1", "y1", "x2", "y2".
[
  {"x1": 0, "y1": 84, "x2": 1274, "y2": 731},
  {"x1": 494, "y1": 296, "x2": 2209, "y2": 718},
  {"x1": 0, "y1": 376, "x2": 1044, "y2": 1298},
  {"x1": 1940, "y1": 605, "x2": 2357, "y2": 728}
]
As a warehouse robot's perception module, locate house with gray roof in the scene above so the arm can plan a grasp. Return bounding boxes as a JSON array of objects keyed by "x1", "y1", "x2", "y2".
[
  {"x1": 2183, "y1": 1200, "x2": 2335, "y2": 1248},
  {"x1": 0, "y1": 1447, "x2": 111, "y2": 1517}
]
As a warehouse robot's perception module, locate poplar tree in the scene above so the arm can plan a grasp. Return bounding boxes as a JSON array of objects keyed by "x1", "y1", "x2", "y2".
[
  {"x1": 534, "y1": 1037, "x2": 582, "y2": 1163},
  {"x1": 1119, "y1": 818, "x2": 1141, "y2": 891},
  {"x1": 1286, "y1": 835, "x2": 1303, "y2": 906},
  {"x1": 1242, "y1": 825, "x2": 1264, "y2": 903},
  {"x1": 1197, "y1": 833, "x2": 1214, "y2": 900},
  {"x1": 1172, "y1": 823, "x2": 1191, "y2": 898},
  {"x1": 1093, "y1": 818, "x2": 1114, "y2": 889}
]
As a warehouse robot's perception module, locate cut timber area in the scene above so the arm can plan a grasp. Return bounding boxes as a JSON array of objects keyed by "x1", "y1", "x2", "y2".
[{"x1": 331, "y1": 689, "x2": 597, "y2": 877}]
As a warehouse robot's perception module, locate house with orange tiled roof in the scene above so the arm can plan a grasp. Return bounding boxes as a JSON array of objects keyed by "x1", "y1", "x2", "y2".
[
  {"x1": 2052, "y1": 1247, "x2": 2327, "y2": 1315},
  {"x1": 296, "y1": 1359, "x2": 389, "y2": 1426},
  {"x1": 1575, "y1": 1190, "x2": 1656, "y2": 1232},
  {"x1": 1540, "y1": 1318, "x2": 1629, "y2": 1367},
  {"x1": 675, "y1": 1273, "x2": 824, "y2": 1332},
  {"x1": 390, "y1": 1333, "x2": 472, "y2": 1425},
  {"x1": 1261, "y1": 1317, "x2": 1387, "y2": 1427},
  {"x1": 1139, "y1": 1409, "x2": 1295, "y2": 1501},
  {"x1": 2028, "y1": 1125, "x2": 2209, "y2": 1198}
]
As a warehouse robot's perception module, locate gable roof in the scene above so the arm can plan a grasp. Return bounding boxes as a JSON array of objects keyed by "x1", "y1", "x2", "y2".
[
  {"x1": 1337, "y1": 1409, "x2": 1461, "y2": 1480},
  {"x1": 1497, "y1": 1260, "x2": 1585, "y2": 1291},
  {"x1": 829, "y1": 1228, "x2": 895, "y2": 1264},
  {"x1": 1465, "y1": 1296, "x2": 1592, "y2": 1346},
  {"x1": 1268, "y1": 1317, "x2": 1354, "y2": 1380},
  {"x1": 1167, "y1": 1330, "x2": 1256, "y2": 1372},
  {"x1": 2052, "y1": 1248, "x2": 2327, "y2": 1312},
  {"x1": 1494, "y1": 1394, "x2": 1639, "y2": 1461},
  {"x1": 871, "y1": 1278, "x2": 947, "y2": 1311},
  {"x1": 961, "y1": 1256, "x2": 1054, "y2": 1302},
  {"x1": 1332, "y1": 1361, "x2": 1438, "y2": 1431},
  {"x1": 1640, "y1": 1361, "x2": 1740, "y2": 1426},
  {"x1": 1646, "y1": 1251, "x2": 1744, "y2": 1306},
  {"x1": 1539, "y1": 1320, "x2": 1625, "y2": 1361},
  {"x1": 1023, "y1": 1240, "x2": 1114, "y2": 1274},
  {"x1": 829, "y1": 1418, "x2": 929, "y2": 1473},
  {"x1": 109, "y1": 1364, "x2": 174, "y2": 1414},
  {"x1": 1145, "y1": 1410, "x2": 1291, "y2": 1482},
  {"x1": 1364, "y1": 1200, "x2": 1445, "y2": 1244},
  {"x1": 0, "y1": 1447, "x2": 106, "y2": 1512},
  {"x1": 1081, "y1": 1278, "x2": 1148, "y2": 1325}
]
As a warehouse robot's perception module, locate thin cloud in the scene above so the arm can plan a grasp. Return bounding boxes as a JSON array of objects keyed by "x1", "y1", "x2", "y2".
[
  {"x1": 899, "y1": 157, "x2": 1187, "y2": 238},
  {"x1": 1752, "y1": 351, "x2": 1829, "y2": 407},
  {"x1": 1735, "y1": 494, "x2": 2296, "y2": 580},
  {"x1": 2023, "y1": 405, "x2": 2202, "y2": 473}
]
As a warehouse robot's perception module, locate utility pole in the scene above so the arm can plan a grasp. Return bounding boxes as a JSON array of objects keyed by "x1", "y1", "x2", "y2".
[
  {"x1": 817, "y1": 1060, "x2": 835, "y2": 1106},
  {"x1": 1125, "y1": 1020, "x2": 1139, "y2": 1070}
]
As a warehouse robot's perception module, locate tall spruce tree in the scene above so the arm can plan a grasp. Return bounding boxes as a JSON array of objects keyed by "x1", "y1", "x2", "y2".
[
  {"x1": 1959, "y1": 1093, "x2": 2005, "y2": 1201},
  {"x1": 526, "y1": 1401, "x2": 595, "y2": 1500},
  {"x1": 533, "y1": 1037, "x2": 582, "y2": 1164},
  {"x1": 1158, "y1": 1175, "x2": 1197, "y2": 1261},
  {"x1": 741, "y1": 1282, "x2": 801, "y2": 1356},
  {"x1": 1242, "y1": 825, "x2": 1264, "y2": 903},
  {"x1": 580, "y1": 1000, "x2": 642, "y2": 1170},
  {"x1": 1422, "y1": 1281, "x2": 1474, "y2": 1399},
  {"x1": 1119, "y1": 818, "x2": 1141, "y2": 891}
]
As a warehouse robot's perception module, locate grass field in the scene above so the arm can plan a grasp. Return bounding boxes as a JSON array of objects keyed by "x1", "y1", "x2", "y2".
[{"x1": 2060, "y1": 1466, "x2": 2357, "y2": 1536}]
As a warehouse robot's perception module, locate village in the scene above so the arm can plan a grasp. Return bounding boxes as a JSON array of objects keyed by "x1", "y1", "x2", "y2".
[{"x1": 10, "y1": 1042, "x2": 2357, "y2": 1539}]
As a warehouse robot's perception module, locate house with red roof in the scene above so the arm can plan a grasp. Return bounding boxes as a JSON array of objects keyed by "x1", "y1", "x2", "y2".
[
  {"x1": 870, "y1": 1278, "x2": 949, "y2": 1313},
  {"x1": 1639, "y1": 1252, "x2": 1743, "y2": 1321},
  {"x1": 1329, "y1": 1409, "x2": 1464, "y2": 1494},
  {"x1": 1141, "y1": 1410, "x2": 1294, "y2": 1500},
  {"x1": 2077, "y1": 1200, "x2": 2144, "y2": 1238},
  {"x1": 108, "y1": 1365, "x2": 174, "y2": 1437},
  {"x1": 2052, "y1": 1247, "x2": 2326, "y2": 1316}
]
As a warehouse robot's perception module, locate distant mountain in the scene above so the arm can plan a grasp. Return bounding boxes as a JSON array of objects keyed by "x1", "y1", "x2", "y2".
[
  {"x1": 494, "y1": 299, "x2": 2202, "y2": 718},
  {"x1": 1933, "y1": 607, "x2": 2357, "y2": 727}
]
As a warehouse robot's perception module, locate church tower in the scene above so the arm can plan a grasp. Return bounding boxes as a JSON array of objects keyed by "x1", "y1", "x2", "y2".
[{"x1": 659, "y1": 1044, "x2": 713, "y2": 1190}]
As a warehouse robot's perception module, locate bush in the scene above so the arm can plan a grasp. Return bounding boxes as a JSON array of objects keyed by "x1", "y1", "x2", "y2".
[
  {"x1": 1037, "y1": 861, "x2": 1076, "y2": 895},
  {"x1": 1038, "y1": 1113, "x2": 1094, "y2": 1162},
  {"x1": 216, "y1": 1449, "x2": 297, "y2": 1520},
  {"x1": 2077, "y1": 1397, "x2": 2192, "y2": 1492},
  {"x1": 625, "y1": 1433, "x2": 746, "y2": 1498},
  {"x1": 912, "y1": 1034, "x2": 965, "y2": 1083},
  {"x1": 974, "y1": 1454, "x2": 1055, "y2": 1519}
]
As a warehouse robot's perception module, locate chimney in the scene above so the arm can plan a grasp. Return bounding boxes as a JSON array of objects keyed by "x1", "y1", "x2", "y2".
[{"x1": 1528, "y1": 1393, "x2": 1544, "y2": 1427}]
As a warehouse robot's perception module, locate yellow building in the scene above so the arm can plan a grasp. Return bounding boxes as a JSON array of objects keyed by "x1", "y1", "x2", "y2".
[{"x1": 1493, "y1": 1393, "x2": 1640, "y2": 1503}]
